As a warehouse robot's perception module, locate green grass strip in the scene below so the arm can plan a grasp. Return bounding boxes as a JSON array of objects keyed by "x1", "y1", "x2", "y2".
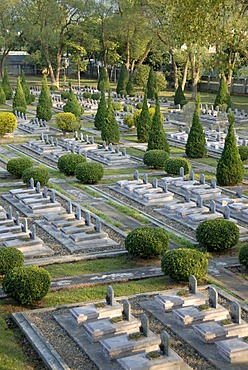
[
  {"x1": 106, "y1": 200, "x2": 150, "y2": 224},
  {"x1": 84, "y1": 204, "x2": 122, "y2": 228}
]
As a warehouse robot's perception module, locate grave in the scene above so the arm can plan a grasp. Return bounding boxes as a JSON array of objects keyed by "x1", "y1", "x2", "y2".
[{"x1": 216, "y1": 338, "x2": 248, "y2": 364}]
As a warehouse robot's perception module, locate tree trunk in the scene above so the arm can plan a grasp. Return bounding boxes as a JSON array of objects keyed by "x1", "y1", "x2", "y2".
[
  {"x1": 170, "y1": 50, "x2": 178, "y2": 89},
  {"x1": 125, "y1": 29, "x2": 130, "y2": 71},
  {"x1": 135, "y1": 39, "x2": 152, "y2": 70},
  {"x1": 182, "y1": 55, "x2": 189, "y2": 91},
  {"x1": 77, "y1": 69, "x2": 81, "y2": 88},
  {"x1": 44, "y1": 46, "x2": 55, "y2": 84},
  {"x1": 189, "y1": 52, "x2": 201, "y2": 99},
  {"x1": 55, "y1": 52, "x2": 62, "y2": 88},
  {"x1": 0, "y1": 50, "x2": 9, "y2": 78},
  {"x1": 226, "y1": 51, "x2": 238, "y2": 86}
]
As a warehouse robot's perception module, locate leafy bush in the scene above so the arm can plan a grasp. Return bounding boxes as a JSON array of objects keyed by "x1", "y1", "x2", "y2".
[
  {"x1": 165, "y1": 157, "x2": 191, "y2": 175},
  {"x1": 61, "y1": 91, "x2": 70, "y2": 100},
  {"x1": 21, "y1": 71, "x2": 33, "y2": 105},
  {"x1": 49, "y1": 85, "x2": 57, "y2": 92},
  {"x1": 7, "y1": 157, "x2": 33, "y2": 178},
  {"x1": 0, "y1": 248, "x2": 24, "y2": 275},
  {"x1": 36, "y1": 75, "x2": 52, "y2": 121},
  {"x1": 22, "y1": 166, "x2": 49, "y2": 186},
  {"x1": 136, "y1": 102, "x2": 143, "y2": 109},
  {"x1": 196, "y1": 219, "x2": 240, "y2": 252},
  {"x1": 126, "y1": 77, "x2": 135, "y2": 96},
  {"x1": 3, "y1": 266, "x2": 51, "y2": 305},
  {"x1": 239, "y1": 244, "x2": 248, "y2": 268},
  {"x1": 63, "y1": 89, "x2": 82, "y2": 118},
  {"x1": 143, "y1": 150, "x2": 169, "y2": 169},
  {"x1": 174, "y1": 81, "x2": 185, "y2": 106},
  {"x1": 13, "y1": 106, "x2": 26, "y2": 114},
  {"x1": 2, "y1": 67, "x2": 12, "y2": 100},
  {"x1": 125, "y1": 227, "x2": 168, "y2": 258},
  {"x1": 147, "y1": 96, "x2": 169, "y2": 152},
  {"x1": 83, "y1": 91, "x2": 91, "y2": 99},
  {"x1": 94, "y1": 89, "x2": 107, "y2": 130},
  {"x1": 238, "y1": 146, "x2": 248, "y2": 161},
  {"x1": 101, "y1": 92, "x2": 120, "y2": 144},
  {"x1": 214, "y1": 75, "x2": 232, "y2": 110},
  {"x1": 116, "y1": 65, "x2": 128, "y2": 95},
  {"x1": 57, "y1": 154, "x2": 86, "y2": 175},
  {"x1": 13, "y1": 76, "x2": 27, "y2": 112},
  {"x1": 0, "y1": 85, "x2": 6, "y2": 104},
  {"x1": 55, "y1": 112, "x2": 80, "y2": 133},
  {"x1": 97, "y1": 67, "x2": 110, "y2": 91},
  {"x1": 123, "y1": 114, "x2": 134, "y2": 128},
  {"x1": 75, "y1": 162, "x2": 104, "y2": 184},
  {"x1": 91, "y1": 92, "x2": 100, "y2": 100},
  {"x1": 156, "y1": 71, "x2": 167, "y2": 91},
  {"x1": 123, "y1": 105, "x2": 133, "y2": 112},
  {"x1": 112, "y1": 102, "x2": 122, "y2": 111},
  {"x1": 0, "y1": 112, "x2": 17, "y2": 136},
  {"x1": 161, "y1": 249, "x2": 208, "y2": 281}
]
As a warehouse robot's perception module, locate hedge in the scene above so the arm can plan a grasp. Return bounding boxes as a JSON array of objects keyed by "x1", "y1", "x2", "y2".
[
  {"x1": 143, "y1": 150, "x2": 169, "y2": 169},
  {"x1": 55, "y1": 112, "x2": 80, "y2": 133},
  {"x1": 75, "y1": 162, "x2": 104, "y2": 184},
  {"x1": 7, "y1": 157, "x2": 33, "y2": 178},
  {"x1": 22, "y1": 166, "x2": 49, "y2": 186},
  {"x1": 57, "y1": 154, "x2": 86, "y2": 176},
  {"x1": 239, "y1": 244, "x2": 248, "y2": 268},
  {"x1": 238, "y1": 146, "x2": 248, "y2": 161},
  {"x1": 165, "y1": 157, "x2": 191, "y2": 175},
  {"x1": 0, "y1": 248, "x2": 24, "y2": 275}
]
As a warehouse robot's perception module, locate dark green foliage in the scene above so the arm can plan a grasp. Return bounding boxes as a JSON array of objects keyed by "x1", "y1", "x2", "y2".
[
  {"x1": 165, "y1": 157, "x2": 191, "y2": 175},
  {"x1": 0, "y1": 248, "x2": 24, "y2": 275},
  {"x1": 21, "y1": 71, "x2": 32, "y2": 105},
  {"x1": 101, "y1": 92, "x2": 120, "y2": 144},
  {"x1": 123, "y1": 105, "x2": 133, "y2": 112},
  {"x1": 0, "y1": 85, "x2": 6, "y2": 104},
  {"x1": 55, "y1": 112, "x2": 80, "y2": 132},
  {"x1": 91, "y1": 93, "x2": 100, "y2": 100},
  {"x1": 2, "y1": 68, "x2": 12, "y2": 100},
  {"x1": 214, "y1": 75, "x2": 232, "y2": 110},
  {"x1": 185, "y1": 94, "x2": 206, "y2": 158},
  {"x1": 238, "y1": 146, "x2": 248, "y2": 161},
  {"x1": 7, "y1": 157, "x2": 33, "y2": 178},
  {"x1": 116, "y1": 65, "x2": 128, "y2": 95},
  {"x1": 75, "y1": 162, "x2": 104, "y2": 184},
  {"x1": 136, "y1": 102, "x2": 143, "y2": 109},
  {"x1": 57, "y1": 154, "x2": 86, "y2": 175},
  {"x1": 143, "y1": 150, "x2": 169, "y2": 169},
  {"x1": 14, "y1": 106, "x2": 26, "y2": 114},
  {"x1": 239, "y1": 244, "x2": 248, "y2": 268},
  {"x1": 36, "y1": 75, "x2": 52, "y2": 121},
  {"x1": 83, "y1": 91, "x2": 91, "y2": 98},
  {"x1": 94, "y1": 89, "x2": 107, "y2": 130},
  {"x1": 147, "y1": 95, "x2": 169, "y2": 151},
  {"x1": 97, "y1": 67, "x2": 110, "y2": 91},
  {"x1": 49, "y1": 85, "x2": 57, "y2": 92},
  {"x1": 112, "y1": 102, "x2": 122, "y2": 111},
  {"x1": 3, "y1": 266, "x2": 51, "y2": 305},
  {"x1": 63, "y1": 89, "x2": 82, "y2": 118},
  {"x1": 123, "y1": 114, "x2": 134, "y2": 128},
  {"x1": 30, "y1": 94, "x2": 35, "y2": 103},
  {"x1": 61, "y1": 91, "x2": 70, "y2": 99},
  {"x1": 174, "y1": 81, "x2": 185, "y2": 106},
  {"x1": 146, "y1": 68, "x2": 156, "y2": 99},
  {"x1": 13, "y1": 77, "x2": 27, "y2": 112},
  {"x1": 216, "y1": 112, "x2": 244, "y2": 185},
  {"x1": 161, "y1": 249, "x2": 208, "y2": 282},
  {"x1": 22, "y1": 166, "x2": 49, "y2": 186},
  {"x1": 126, "y1": 76, "x2": 135, "y2": 96},
  {"x1": 125, "y1": 227, "x2": 168, "y2": 258},
  {"x1": 196, "y1": 219, "x2": 240, "y2": 252}
]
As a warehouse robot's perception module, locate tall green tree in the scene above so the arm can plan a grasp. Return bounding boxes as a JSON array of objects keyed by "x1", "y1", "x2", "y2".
[
  {"x1": 21, "y1": 71, "x2": 32, "y2": 105},
  {"x1": 94, "y1": 88, "x2": 107, "y2": 130},
  {"x1": 13, "y1": 76, "x2": 27, "y2": 111},
  {"x1": 185, "y1": 94, "x2": 206, "y2": 158},
  {"x1": 214, "y1": 75, "x2": 232, "y2": 111},
  {"x1": 137, "y1": 90, "x2": 151, "y2": 142},
  {"x1": 0, "y1": 86, "x2": 6, "y2": 104},
  {"x1": 174, "y1": 81, "x2": 185, "y2": 106},
  {"x1": 63, "y1": 87, "x2": 82, "y2": 118},
  {"x1": 216, "y1": 111, "x2": 244, "y2": 186},
  {"x1": 97, "y1": 67, "x2": 110, "y2": 91},
  {"x1": 146, "y1": 68, "x2": 156, "y2": 99},
  {"x1": 116, "y1": 64, "x2": 128, "y2": 95},
  {"x1": 126, "y1": 76, "x2": 135, "y2": 96},
  {"x1": 36, "y1": 75, "x2": 52, "y2": 121},
  {"x1": 101, "y1": 91, "x2": 120, "y2": 144},
  {"x1": 147, "y1": 95, "x2": 169, "y2": 152},
  {"x1": 2, "y1": 68, "x2": 12, "y2": 100}
]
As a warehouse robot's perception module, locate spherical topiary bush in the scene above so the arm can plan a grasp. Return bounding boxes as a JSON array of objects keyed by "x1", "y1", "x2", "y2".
[
  {"x1": 125, "y1": 227, "x2": 168, "y2": 259},
  {"x1": 57, "y1": 154, "x2": 86, "y2": 176},
  {"x1": 143, "y1": 150, "x2": 169, "y2": 169},
  {"x1": 164, "y1": 157, "x2": 191, "y2": 175},
  {"x1": 91, "y1": 93, "x2": 100, "y2": 100},
  {"x1": 161, "y1": 248, "x2": 208, "y2": 281},
  {"x1": 0, "y1": 248, "x2": 24, "y2": 275},
  {"x1": 3, "y1": 266, "x2": 51, "y2": 305},
  {"x1": 112, "y1": 102, "x2": 122, "y2": 111},
  {"x1": 22, "y1": 166, "x2": 49, "y2": 186},
  {"x1": 239, "y1": 244, "x2": 248, "y2": 268},
  {"x1": 123, "y1": 114, "x2": 134, "y2": 128},
  {"x1": 75, "y1": 162, "x2": 104, "y2": 184},
  {"x1": 55, "y1": 112, "x2": 80, "y2": 133},
  {"x1": 136, "y1": 102, "x2": 143, "y2": 110},
  {"x1": 238, "y1": 146, "x2": 248, "y2": 161},
  {"x1": 13, "y1": 106, "x2": 26, "y2": 114},
  {"x1": 7, "y1": 157, "x2": 33, "y2": 178},
  {"x1": 196, "y1": 219, "x2": 240, "y2": 252}
]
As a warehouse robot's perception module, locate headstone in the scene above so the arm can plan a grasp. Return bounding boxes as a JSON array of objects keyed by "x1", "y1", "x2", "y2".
[
  {"x1": 30, "y1": 225, "x2": 36, "y2": 240},
  {"x1": 76, "y1": 206, "x2": 81, "y2": 220},
  {"x1": 74, "y1": 131, "x2": 78, "y2": 139},
  {"x1": 122, "y1": 147, "x2": 127, "y2": 156},
  {"x1": 189, "y1": 275, "x2": 197, "y2": 294},
  {"x1": 189, "y1": 169, "x2": 194, "y2": 181},
  {"x1": 50, "y1": 136, "x2": 54, "y2": 145},
  {"x1": 186, "y1": 127, "x2": 190, "y2": 134},
  {"x1": 216, "y1": 125, "x2": 220, "y2": 132},
  {"x1": 67, "y1": 201, "x2": 73, "y2": 214},
  {"x1": 85, "y1": 211, "x2": 91, "y2": 226},
  {"x1": 160, "y1": 331, "x2": 171, "y2": 356},
  {"x1": 184, "y1": 191, "x2": 191, "y2": 203},
  {"x1": 123, "y1": 300, "x2": 131, "y2": 321},
  {"x1": 79, "y1": 133, "x2": 83, "y2": 141},
  {"x1": 200, "y1": 174, "x2": 205, "y2": 185},
  {"x1": 236, "y1": 186, "x2": 242, "y2": 198},
  {"x1": 143, "y1": 173, "x2": 148, "y2": 184},
  {"x1": 211, "y1": 178, "x2": 216, "y2": 189},
  {"x1": 22, "y1": 218, "x2": 28, "y2": 232},
  {"x1": 30, "y1": 178, "x2": 35, "y2": 189},
  {"x1": 134, "y1": 170, "x2": 139, "y2": 180},
  {"x1": 224, "y1": 205, "x2": 230, "y2": 219},
  {"x1": 7, "y1": 205, "x2": 12, "y2": 220},
  {"x1": 66, "y1": 142, "x2": 70, "y2": 151},
  {"x1": 161, "y1": 181, "x2": 168, "y2": 193},
  {"x1": 209, "y1": 124, "x2": 213, "y2": 131},
  {"x1": 115, "y1": 145, "x2": 119, "y2": 153},
  {"x1": 108, "y1": 143, "x2": 113, "y2": 151},
  {"x1": 102, "y1": 141, "x2": 107, "y2": 149},
  {"x1": 15, "y1": 211, "x2": 20, "y2": 226},
  {"x1": 40, "y1": 132, "x2": 44, "y2": 141},
  {"x1": 179, "y1": 167, "x2": 184, "y2": 178},
  {"x1": 36, "y1": 182, "x2": 40, "y2": 194},
  {"x1": 230, "y1": 301, "x2": 241, "y2": 324},
  {"x1": 196, "y1": 195, "x2": 203, "y2": 208},
  {"x1": 95, "y1": 217, "x2": 101, "y2": 232},
  {"x1": 71, "y1": 144, "x2": 75, "y2": 154},
  {"x1": 140, "y1": 314, "x2": 149, "y2": 337},
  {"x1": 44, "y1": 134, "x2": 48, "y2": 142},
  {"x1": 152, "y1": 177, "x2": 158, "y2": 188},
  {"x1": 55, "y1": 138, "x2": 59, "y2": 146},
  {"x1": 43, "y1": 186, "x2": 48, "y2": 198},
  {"x1": 85, "y1": 134, "x2": 89, "y2": 143},
  {"x1": 90, "y1": 136, "x2": 94, "y2": 144},
  {"x1": 106, "y1": 286, "x2": 115, "y2": 306},
  {"x1": 209, "y1": 200, "x2": 216, "y2": 213},
  {"x1": 209, "y1": 286, "x2": 218, "y2": 309},
  {"x1": 50, "y1": 190, "x2": 56, "y2": 203}
]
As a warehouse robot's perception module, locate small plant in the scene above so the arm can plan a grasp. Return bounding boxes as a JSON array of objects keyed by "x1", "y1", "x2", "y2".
[
  {"x1": 143, "y1": 150, "x2": 169, "y2": 169},
  {"x1": 57, "y1": 153, "x2": 86, "y2": 176},
  {"x1": 136, "y1": 102, "x2": 143, "y2": 110},
  {"x1": 128, "y1": 332, "x2": 143, "y2": 340},
  {"x1": 165, "y1": 157, "x2": 191, "y2": 175},
  {"x1": 123, "y1": 114, "x2": 134, "y2": 128},
  {"x1": 95, "y1": 302, "x2": 105, "y2": 309},
  {"x1": 0, "y1": 248, "x2": 24, "y2": 276},
  {"x1": 22, "y1": 166, "x2": 49, "y2": 186},
  {"x1": 7, "y1": 157, "x2": 33, "y2": 178},
  {"x1": 91, "y1": 92, "x2": 100, "y2": 100},
  {"x1": 146, "y1": 351, "x2": 161, "y2": 360},
  {"x1": 110, "y1": 315, "x2": 124, "y2": 323},
  {"x1": 198, "y1": 304, "x2": 210, "y2": 311},
  {"x1": 112, "y1": 101, "x2": 122, "y2": 111},
  {"x1": 238, "y1": 146, "x2": 248, "y2": 161},
  {"x1": 75, "y1": 162, "x2": 104, "y2": 184},
  {"x1": 61, "y1": 91, "x2": 70, "y2": 100},
  {"x1": 177, "y1": 289, "x2": 191, "y2": 297},
  {"x1": 220, "y1": 319, "x2": 233, "y2": 325},
  {"x1": 0, "y1": 85, "x2": 6, "y2": 104},
  {"x1": 244, "y1": 337, "x2": 248, "y2": 343}
]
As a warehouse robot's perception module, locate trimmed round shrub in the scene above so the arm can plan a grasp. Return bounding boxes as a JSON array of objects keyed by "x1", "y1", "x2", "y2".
[
  {"x1": 13, "y1": 106, "x2": 26, "y2": 114},
  {"x1": 112, "y1": 102, "x2": 122, "y2": 111},
  {"x1": 143, "y1": 150, "x2": 169, "y2": 169},
  {"x1": 61, "y1": 91, "x2": 70, "y2": 100},
  {"x1": 7, "y1": 157, "x2": 33, "y2": 178},
  {"x1": 75, "y1": 162, "x2": 104, "y2": 184},
  {"x1": 57, "y1": 154, "x2": 86, "y2": 176},
  {"x1": 0, "y1": 112, "x2": 17, "y2": 136},
  {"x1": 125, "y1": 227, "x2": 168, "y2": 258},
  {"x1": 239, "y1": 244, "x2": 248, "y2": 268},
  {"x1": 22, "y1": 166, "x2": 49, "y2": 186},
  {"x1": 83, "y1": 91, "x2": 91, "y2": 99},
  {"x1": 136, "y1": 102, "x2": 143, "y2": 109},
  {"x1": 55, "y1": 112, "x2": 80, "y2": 133},
  {"x1": 165, "y1": 157, "x2": 191, "y2": 175},
  {"x1": 0, "y1": 248, "x2": 24, "y2": 275},
  {"x1": 238, "y1": 146, "x2": 248, "y2": 161},
  {"x1": 196, "y1": 219, "x2": 240, "y2": 252},
  {"x1": 123, "y1": 114, "x2": 134, "y2": 128},
  {"x1": 91, "y1": 92, "x2": 100, "y2": 100},
  {"x1": 3, "y1": 266, "x2": 51, "y2": 305},
  {"x1": 123, "y1": 105, "x2": 133, "y2": 112},
  {"x1": 161, "y1": 248, "x2": 208, "y2": 281}
]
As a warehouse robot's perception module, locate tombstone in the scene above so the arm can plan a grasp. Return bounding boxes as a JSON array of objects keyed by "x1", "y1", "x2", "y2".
[
  {"x1": 160, "y1": 331, "x2": 171, "y2": 356},
  {"x1": 108, "y1": 143, "x2": 113, "y2": 151},
  {"x1": 189, "y1": 169, "x2": 194, "y2": 181},
  {"x1": 189, "y1": 275, "x2": 197, "y2": 294},
  {"x1": 179, "y1": 167, "x2": 184, "y2": 178},
  {"x1": 40, "y1": 132, "x2": 44, "y2": 141},
  {"x1": 55, "y1": 138, "x2": 59, "y2": 147},
  {"x1": 209, "y1": 200, "x2": 216, "y2": 213},
  {"x1": 44, "y1": 134, "x2": 49, "y2": 142},
  {"x1": 230, "y1": 301, "x2": 241, "y2": 325},
  {"x1": 50, "y1": 136, "x2": 54, "y2": 145},
  {"x1": 90, "y1": 136, "x2": 94, "y2": 144},
  {"x1": 95, "y1": 217, "x2": 101, "y2": 232},
  {"x1": 66, "y1": 142, "x2": 70, "y2": 151},
  {"x1": 30, "y1": 225, "x2": 36, "y2": 240},
  {"x1": 67, "y1": 201, "x2": 73, "y2": 214},
  {"x1": 7, "y1": 205, "x2": 12, "y2": 220},
  {"x1": 216, "y1": 125, "x2": 220, "y2": 132},
  {"x1": 143, "y1": 173, "x2": 148, "y2": 184},
  {"x1": 236, "y1": 186, "x2": 242, "y2": 198},
  {"x1": 50, "y1": 190, "x2": 56, "y2": 203},
  {"x1": 85, "y1": 211, "x2": 91, "y2": 226},
  {"x1": 36, "y1": 182, "x2": 40, "y2": 194},
  {"x1": 200, "y1": 174, "x2": 205, "y2": 185},
  {"x1": 76, "y1": 205, "x2": 81, "y2": 220},
  {"x1": 85, "y1": 134, "x2": 89, "y2": 143},
  {"x1": 140, "y1": 314, "x2": 149, "y2": 337},
  {"x1": 152, "y1": 177, "x2": 158, "y2": 188},
  {"x1": 196, "y1": 195, "x2": 203, "y2": 208},
  {"x1": 102, "y1": 141, "x2": 107, "y2": 149},
  {"x1": 179, "y1": 125, "x2": 183, "y2": 133},
  {"x1": 211, "y1": 178, "x2": 216, "y2": 189},
  {"x1": 186, "y1": 126, "x2": 190, "y2": 134},
  {"x1": 209, "y1": 124, "x2": 213, "y2": 131},
  {"x1": 74, "y1": 131, "x2": 78, "y2": 139},
  {"x1": 79, "y1": 132, "x2": 83, "y2": 141},
  {"x1": 216, "y1": 133, "x2": 220, "y2": 141},
  {"x1": 106, "y1": 286, "x2": 115, "y2": 306},
  {"x1": 115, "y1": 145, "x2": 119, "y2": 154},
  {"x1": 209, "y1": 286, "x2": 218, "y2": 309},
  {"x1": 71, "y1": 143, "x2": 75, "y2": 154},
  {"x1": 122, "y1": 147, "x2": 127, "y2": 156},
  {"x1": 123, "y1": 300, "x2": 131, "y2": 321},
  {"x1": 184, "y1": 191, "x2": 191, "y2": 203},
  {"x1": 22, "y1": 218, "x2": 28, "y2": 233},
  {"x1": 43, "y1": 186, "x2": 48, "y2": 198},
  {"x1": 14, "y1": 211, "x2": 20, "y2": 226},
  {"x1": 30, "y1": 178, "x2": 35, "y2": 189},
  {"x1": 134, "y1": 170, "x2": 139, "y2": 180},
  {"x1": 161, "y1": 181, "x2": 168, "y2": 193},
  {"x1": 223, "y1": 205, "x2": 230, "y2": 219}
]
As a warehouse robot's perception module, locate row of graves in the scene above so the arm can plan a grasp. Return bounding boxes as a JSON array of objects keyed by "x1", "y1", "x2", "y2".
[
  {"x1": 112, "y1": 169, "x2": 248, "y2": 241},
  {"x1": 15, "y1": 112, "x2": 51, "y2": 135},
  {"x1": 12, "y1": 279, "x2": 248, "y2": 369},
  {"x1": 1, "y1": 179, "x2": 120, "y2": 258}
]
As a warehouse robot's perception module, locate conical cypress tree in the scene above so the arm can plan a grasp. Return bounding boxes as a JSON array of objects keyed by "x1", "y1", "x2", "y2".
[
  {"x1": 185, "y1": 94, "x2": 206, "y2": 158},
  {"x1": 126, "y1": 76, "x2": 135, "y2": 96},
  {"x1": 174, "y1": 81, "x2": 185, "y2": 106},
  {"x1": 214, "y1": 75, "x2": 232, "y2": 111},
  {"x1": 2, "y1": 68, "x2": 12, "y2": 100},
  {"x1": 94, "y1": 88, "x2": 107, "y2": 130},
  {"x1": 36, "y1": 75, "x2": 52, "y2": 121},
  {"x1": 216, "y1": 111, "x2": 244, "y2": 186},
  {"x1": 63, "y1": 88, "x2": 82, "y2": 118},
  {"x1": 101, "y1": 91, "x2": 120, "y2": 144},
  {"x1": 146, "y1": 68, "x2": 156, "y2": 99},
  {"x1": 13, "y1": 76, "x2": 27, "y2": 111},
  {"x1": 0, "y1": 85, "x2": 6, "y2": 104},
  {"x1": 137, "y1": 90, "x2": 151, "y2": 142},
  {"x1": 97, "y1": 67, "x2": 110, "y2": 91},
  {"x1": 21, "y1": 71, "x2": 32, "y2": 105},
  {"x1": 147, "y1": 95, "x2": 170, "y2": 152},
  {"x1": 116, "y1": 65, "x2": 128, "y2": 95}
]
